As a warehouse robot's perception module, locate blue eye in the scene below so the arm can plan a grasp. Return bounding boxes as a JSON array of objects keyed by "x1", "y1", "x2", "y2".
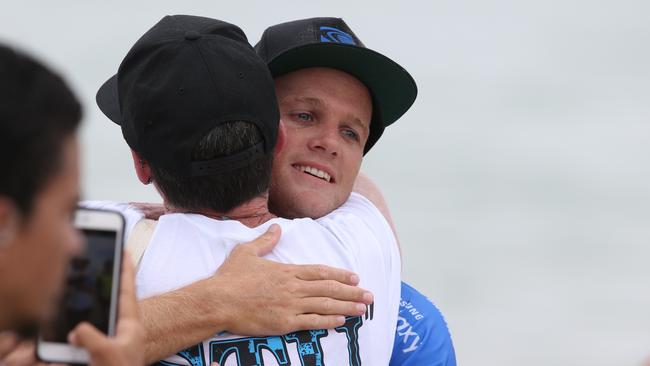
[
  {"x1": 342, "y1": 128, "x2": 359, "y2": 141},
  {"x1": 296, "y1": 112, "x2": 313, "y2": 122}
]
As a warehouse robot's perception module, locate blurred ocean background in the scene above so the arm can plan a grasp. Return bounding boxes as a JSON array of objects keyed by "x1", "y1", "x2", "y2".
[{"x1": 2, "y1": 1, "x2": 649, "y2": 364}]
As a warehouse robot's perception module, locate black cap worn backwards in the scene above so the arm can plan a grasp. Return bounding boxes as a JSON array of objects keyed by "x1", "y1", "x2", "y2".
[
  {"x1": 254, "y1": 17, "x2": 417, "y2": 154},
  {"x1": 96, "y1": 15, "x2": 279, "y2": 177}
]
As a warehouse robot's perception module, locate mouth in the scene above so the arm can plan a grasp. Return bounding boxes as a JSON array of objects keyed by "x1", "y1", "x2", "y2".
[{"x1": 292, "y1": 164, "x2": 334, "y2": 183}]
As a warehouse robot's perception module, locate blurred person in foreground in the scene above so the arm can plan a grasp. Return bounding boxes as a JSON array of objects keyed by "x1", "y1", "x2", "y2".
[{"x1": 0, "y1": 44, "x2": 144, "y2": 366}]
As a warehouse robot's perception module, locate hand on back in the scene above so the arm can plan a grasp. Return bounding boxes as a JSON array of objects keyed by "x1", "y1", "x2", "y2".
[{"x1": 210, "y1": 224, "x2": 374, "y2": 335}]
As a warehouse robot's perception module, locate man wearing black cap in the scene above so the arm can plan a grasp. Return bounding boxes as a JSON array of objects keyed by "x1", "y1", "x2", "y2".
[
  {"x1": 255, "y1": 18, "x2": 456, "y2": 366},
  {"x1": 138, "y1": 16, "x2": 457, "y2": 366},
  {"x1": 94, "y1": 15, "x2": 401, "y2": 365},
  {"x1": 122, "y1": 17, "x2": 455, "y2": 366}
]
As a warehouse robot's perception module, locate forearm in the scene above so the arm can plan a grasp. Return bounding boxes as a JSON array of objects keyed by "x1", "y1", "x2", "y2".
[
  {"x1": 139, "y1": 277, "x2": 226, "y2": 364},
  {"x1": 137, "y1": 226, "x2": 371, "y2": 364}
]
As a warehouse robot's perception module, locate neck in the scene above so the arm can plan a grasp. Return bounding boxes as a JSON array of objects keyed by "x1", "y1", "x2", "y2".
[{"x1": 166, "y1": 194, "x2": 276, "y2": 228}]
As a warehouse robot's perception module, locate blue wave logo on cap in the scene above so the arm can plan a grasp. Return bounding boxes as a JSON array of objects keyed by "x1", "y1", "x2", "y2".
[{"x1": 319, "y1": 26, "x2": 356, "y2": 45}]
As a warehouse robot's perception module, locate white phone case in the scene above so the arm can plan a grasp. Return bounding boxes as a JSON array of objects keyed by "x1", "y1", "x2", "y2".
[{"x1": 37, "y1": 208, "x2": 124, "y2": 364}]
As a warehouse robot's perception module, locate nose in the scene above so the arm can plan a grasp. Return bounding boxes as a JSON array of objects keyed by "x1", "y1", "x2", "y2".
[{"x1": 308, "y1": 127, "x2": 339, "y2": 157}]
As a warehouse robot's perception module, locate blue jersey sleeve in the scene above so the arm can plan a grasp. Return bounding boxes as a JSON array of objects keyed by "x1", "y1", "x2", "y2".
[{"x1": 390, "y1": 282, "x2": 456, "y2": 366}]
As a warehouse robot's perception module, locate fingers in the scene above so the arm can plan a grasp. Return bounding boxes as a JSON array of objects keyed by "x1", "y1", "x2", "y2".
[
  {"x1": 129, "y1": 202, "x2": 165, "y2": 220},
  {"x1": 298, "y1": 280, "x2": 373, "y2": 305},
  {"x1": 293, "y1": 314, "x2": 347, "y2": 331},
  {"x1": 300, "y1": 297, "x2": 367, "y2": 317},
  {"x1": 294, "y1": 264, "x2": 360, "y2": 286},
  {"x1": 0, "y1": 339, "x2": 67, "y2": 366},
  {"x1": 1, "y1": 340, "x2": 36, "y2": 365},
  {"x1": 240, "y1": 224, "x2": 281, "y2": 257},
  {"x1": 0, "y1": 332, "x2": 19, "y2": 359},
  {"x1": 118, "y1": 252, "x2": 139, "y2": 322},
  {"x1": 68, "y1": 322, "x2": 108, "y2": 355}
]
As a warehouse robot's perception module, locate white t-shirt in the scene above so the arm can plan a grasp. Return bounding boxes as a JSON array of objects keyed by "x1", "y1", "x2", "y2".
[{"x1": 86, "y1": 193, "x2": 400, "y2": 366}]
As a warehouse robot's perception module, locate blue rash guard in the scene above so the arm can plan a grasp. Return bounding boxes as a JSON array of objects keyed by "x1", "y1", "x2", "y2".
[{"x1": 390, "y1": 282, "x2": 456, "y2": 366}]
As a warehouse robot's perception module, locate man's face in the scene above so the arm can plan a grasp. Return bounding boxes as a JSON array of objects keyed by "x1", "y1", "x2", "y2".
[
  {"x1": 269, "y1": 67, "x2": 372, "y2": 219},
  {"x1": 0, "y1": 136, "x2": 82, "y2": 329}
]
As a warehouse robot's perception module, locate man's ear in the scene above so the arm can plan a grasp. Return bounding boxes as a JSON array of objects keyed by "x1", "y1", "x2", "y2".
[
  {"x1": 131, "y1": 150, "x2": 153, "y2": 185},
  {"x1": 274, "y1": 120, "x2": 286, "y2": 156},
  {"x1": 0, "y1": 197, "x2": 18, "y2": 249}
]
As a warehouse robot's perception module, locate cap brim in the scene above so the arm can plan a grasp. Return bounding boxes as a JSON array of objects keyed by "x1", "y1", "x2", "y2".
[
  {"x1": 266, "y1": 43, "x2": 417, "y2": 130},
  {"x1": 96, "y1": 74, "x2": 122, "y2": 125}
]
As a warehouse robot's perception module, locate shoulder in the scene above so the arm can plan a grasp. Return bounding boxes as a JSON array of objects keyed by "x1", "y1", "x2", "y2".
[
  {"x1": 318, "y1": 192, "x2": 392, "y2": 237},
  {"x1": 316, "y1": 192, "x2": 398, "y2": 257},
  {"x1": 391, "y1": 282, "x2": 456, "y2": 366},
  {"x1": 79, "y1": 200, "x2": 145, "y2": 239},
  {"x1": 329, "y1": 192, "x2": 383, "y2": 218}
]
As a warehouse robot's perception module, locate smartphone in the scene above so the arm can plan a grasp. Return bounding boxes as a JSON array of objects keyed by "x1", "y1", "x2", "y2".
[{"x1": 37, "y1": 208, "x2": 125, "y2": 364}]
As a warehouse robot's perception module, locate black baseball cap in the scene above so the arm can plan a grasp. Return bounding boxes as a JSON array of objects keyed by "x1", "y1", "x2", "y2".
[
  {"x1": 254, "y1": 17, "x2": 417, "y2": 154},
  {"x1": 96, "y1": 15, "x2": 279, "y2": 177}
]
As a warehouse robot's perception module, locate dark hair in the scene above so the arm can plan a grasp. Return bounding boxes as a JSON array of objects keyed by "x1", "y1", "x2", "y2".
[
  {"x1": 0, "y1": 44, "x2": 82, "y2": 215},
  {"x1": 150, "y1": 121, "x2": 274, "y2": 213}
]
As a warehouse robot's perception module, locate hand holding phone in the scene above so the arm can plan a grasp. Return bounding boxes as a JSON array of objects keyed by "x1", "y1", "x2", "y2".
[
  {"x1": 68, "y1": 253, "x2": 145, "y2": 366},
  {"x1": 37, "y1": 209, "x2": 144, "y2": 366}
]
